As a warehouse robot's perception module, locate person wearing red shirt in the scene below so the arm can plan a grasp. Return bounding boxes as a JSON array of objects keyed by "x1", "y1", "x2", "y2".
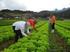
[{"x1": 27, "y1": 18, "x2": 37, "y2": 31}]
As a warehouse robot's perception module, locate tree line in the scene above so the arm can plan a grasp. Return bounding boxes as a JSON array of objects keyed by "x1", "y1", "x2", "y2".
[{"x1": 0, "y1": 8, "x2": 70, "y2": 19}]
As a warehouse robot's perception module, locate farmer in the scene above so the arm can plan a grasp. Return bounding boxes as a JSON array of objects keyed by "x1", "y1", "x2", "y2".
[
  {"x1": 27, "y1": 17, "x2": 37, "y2": 31},
  {"x1": 49, "y1": 14, "x2": 56, "y2": 33},
  {"x1": 12, "y1": 21, "x2": 30, "y2": 42}
]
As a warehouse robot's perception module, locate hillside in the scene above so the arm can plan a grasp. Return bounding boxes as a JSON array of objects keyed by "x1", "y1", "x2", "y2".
[{"x1": 0, "y1": 8, "x2": 70, "y2": 19}]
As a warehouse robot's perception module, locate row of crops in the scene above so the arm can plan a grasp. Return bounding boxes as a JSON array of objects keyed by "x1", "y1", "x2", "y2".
[
  {"x1": 56, "y1": 20, "x2": 70, "y2": 46},
  {"x1": 0, "y1": 20, "x2": 18, "y2": 26},
  {"x1": 0, "y1": 26, "x2": 14, "y2": 43},
  {"x1": 1, "y1": 19, "x2": 70, "y2": 52},
  {"x1": 0, "y1": 19, "x2": 18, "y2": 43},
  {"x1": 0, "y1": 20, "x2": 18, "y2": 43},
  {"x1": 56, "y1": 20, "x2": 70, "y2": 29},
  {"x1": 1, "y1": 20, "x2": 50, "y2": 52}
]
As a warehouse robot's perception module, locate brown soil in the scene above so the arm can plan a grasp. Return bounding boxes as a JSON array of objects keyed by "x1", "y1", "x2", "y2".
[
  {"x1": 48, "y1": 30, "x2": 70, "y2": 52},
  {"x1": 0, "y1": 37, "x2": 15, "y2": 51}
]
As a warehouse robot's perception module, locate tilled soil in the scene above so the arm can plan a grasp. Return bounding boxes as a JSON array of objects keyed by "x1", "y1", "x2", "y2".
[
  {"x1": 48, "y1": 30, "x2": 69, "y2": 52},
  {"x1": 0, "y1": 37, "x2": 15, "y2": 51}
]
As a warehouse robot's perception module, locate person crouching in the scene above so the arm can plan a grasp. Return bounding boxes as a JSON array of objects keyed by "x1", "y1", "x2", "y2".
[{"x1": 12, "y1": 21, "x2": 30, "y2": 42}]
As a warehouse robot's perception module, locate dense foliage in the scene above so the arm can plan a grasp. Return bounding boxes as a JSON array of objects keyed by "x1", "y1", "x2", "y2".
[{"x1": 0, "y1": 19, "x2": 70, "y2": 52}]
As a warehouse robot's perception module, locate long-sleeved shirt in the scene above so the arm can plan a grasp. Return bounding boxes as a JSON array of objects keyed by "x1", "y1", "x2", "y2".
[{"x1": 12, "y1": 21, "x2": 30, "y2": 36}]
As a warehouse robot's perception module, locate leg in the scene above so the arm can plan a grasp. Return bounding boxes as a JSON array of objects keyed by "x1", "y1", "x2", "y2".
[
  {"x1": 15, "y1": 30, "x2": 20, "y2": 42},
  {"x1": 12, "y1": 26, "x2": 18, "y2": 42},
  {"x1": 18, "y1": 30, "x2": 23, "y2": 38},
  {"x1": 52, "y1": 23, "x2": 55, "y2": 29},
  {"x1": 51, "y1": 23, "x2": 55, "y2": 33}
]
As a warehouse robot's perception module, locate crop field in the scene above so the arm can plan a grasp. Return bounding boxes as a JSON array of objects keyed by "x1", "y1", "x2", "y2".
[{"x1": 0, "y1": 19, "x2": 70, "y2": 52}]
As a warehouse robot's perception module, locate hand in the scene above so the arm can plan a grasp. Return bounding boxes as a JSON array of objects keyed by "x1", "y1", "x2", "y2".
[
  {"x1": 22, "y1": 33, "x2": 27, "y2": 37},
  {"x1": 24, "y1": 34, "x2": 27, "y2": 37}
]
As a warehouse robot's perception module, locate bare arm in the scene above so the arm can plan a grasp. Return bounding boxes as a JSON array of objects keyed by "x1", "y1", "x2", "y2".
[{"x1": 20, "y1": 27, "x2": 27, "y2": 36}]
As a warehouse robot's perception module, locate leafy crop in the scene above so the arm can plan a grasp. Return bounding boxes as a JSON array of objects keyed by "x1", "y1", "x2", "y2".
[
  {"x1": 3, "y1": 21, "x2": 49, "y2": 52},
  {"x1": 56, "y1": 20, "x2": 70, "y2": 45}
]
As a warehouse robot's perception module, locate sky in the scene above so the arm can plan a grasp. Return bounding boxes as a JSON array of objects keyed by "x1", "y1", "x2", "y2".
[{"x1": 0, "y1": 0, "x2": 70, "y2": 12}]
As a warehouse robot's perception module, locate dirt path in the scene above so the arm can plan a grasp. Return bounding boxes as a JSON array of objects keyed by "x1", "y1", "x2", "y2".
[
  {"x1": 0, "y1": 37, "x2": 15, "y2": 51},
  {"x1": 48, "y1": 30, "x2": 69, "y2": 52}
]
